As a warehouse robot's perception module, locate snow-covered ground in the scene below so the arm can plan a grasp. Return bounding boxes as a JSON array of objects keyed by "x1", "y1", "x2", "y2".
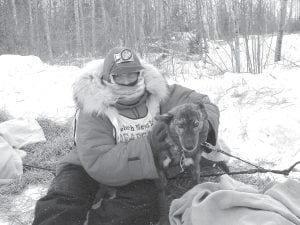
[
  {"x1": 0, "y1": 55, "x2": 81, "y2": 122},
  {"x1": 0, "y1": 34, "x2": 300, "y2": 224}
]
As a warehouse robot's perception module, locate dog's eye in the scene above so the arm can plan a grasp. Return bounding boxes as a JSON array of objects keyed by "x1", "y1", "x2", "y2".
[{"x1": 193, "y1": 121, "x2": 200, "y2": 127}]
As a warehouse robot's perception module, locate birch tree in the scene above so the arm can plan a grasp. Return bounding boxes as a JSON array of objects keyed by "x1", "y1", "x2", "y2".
[{"x1": 275, "y1": 0, "x2": 288, "y2": 62}]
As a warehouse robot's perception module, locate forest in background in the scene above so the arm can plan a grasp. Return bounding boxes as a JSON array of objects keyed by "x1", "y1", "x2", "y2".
[{"x1": 1, "y1": 0, "x2": 300, "y2": 73}]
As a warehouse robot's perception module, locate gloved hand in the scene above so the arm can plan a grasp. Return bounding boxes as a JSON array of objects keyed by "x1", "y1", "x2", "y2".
[{"x1": 148, "y1": 122, "x2": 169, "y2": 157}]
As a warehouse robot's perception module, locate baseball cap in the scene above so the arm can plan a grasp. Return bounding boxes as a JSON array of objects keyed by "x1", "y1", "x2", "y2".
[{"x1": 101, "y1": 47, "x2": 145, "y2": 81}]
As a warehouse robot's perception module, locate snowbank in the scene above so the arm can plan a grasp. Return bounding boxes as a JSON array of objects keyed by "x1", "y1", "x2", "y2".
[{"x1": 0, "y1": 55, "x2": 81, "y2": 122}]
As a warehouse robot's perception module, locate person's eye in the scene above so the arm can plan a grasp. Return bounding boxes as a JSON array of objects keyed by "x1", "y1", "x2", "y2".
[
  {"x1": 113, "y1": 75, "x2": 123, "y2": 82},
  {"x1": 128, "y1": 73, "x2": 139, "y2": 78}
]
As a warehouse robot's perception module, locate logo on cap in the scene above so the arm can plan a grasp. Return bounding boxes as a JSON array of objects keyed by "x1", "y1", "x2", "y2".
[{"x1": 114, "y1": 49, "x2": 134, "y2": 64}]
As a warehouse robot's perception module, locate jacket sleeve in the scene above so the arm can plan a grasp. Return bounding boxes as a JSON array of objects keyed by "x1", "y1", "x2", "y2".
[
  {"x1": 161, "y1": 84, "x2": 220, "y2": 145},
  {"x1": 75, "y1": 111, "x2": 158, "y2": 186}
]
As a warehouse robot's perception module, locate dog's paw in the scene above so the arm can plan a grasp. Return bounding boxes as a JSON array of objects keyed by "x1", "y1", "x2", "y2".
[{"x1": 163, "y1": 157, "x2": 172, "y2": 168}]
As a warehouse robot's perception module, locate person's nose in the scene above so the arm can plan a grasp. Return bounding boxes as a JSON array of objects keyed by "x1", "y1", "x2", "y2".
[{"x1": 121, "y1": 77, "x2": 132, "y2": 85}]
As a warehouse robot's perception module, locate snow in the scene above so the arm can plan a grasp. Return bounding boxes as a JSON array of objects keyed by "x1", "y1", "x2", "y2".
[
  {"x1": 0, "y1": 34, "x2": 300, "y2": 225},
  {"x1": 0, "y1": 55, "x2": 81, "y2": 122}
]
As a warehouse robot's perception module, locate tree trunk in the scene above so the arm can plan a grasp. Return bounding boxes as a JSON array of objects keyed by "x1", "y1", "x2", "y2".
[
  {"x1": 200, "y1": 0, "x2": 208, "y2": 56},
  {"x1": 119, "y1": 0, "x2": 125, "y2": 46},
  {"x1": 242, "y1": 0, "x2": 253, "y2": 73},
  {"x1": 196, "y1": 0, "x2": 208, "y2": 60},
  {"x1": 42, "y1": 0, "x2": 53, "y2": 60},
  {"x1": 33, "y1": 0, "x2": 40, "y2": 56},
  {"x1": 211, "y1": 0, "x2": 219, "y2": 40},
  {"x1": 275, "y1": 0, "x2": 288, "y2": 62},
  {"x1": 28, "y1": 0, "x2": 34, "y2": 53},
  {"x1": 232, "y1": 0, "x2": 240, "y2": 73},
  {"x1": 63, "y1": 0, "x2": 69, "y2": 54},
  {"x1": 100, "y1": 0, "x2": 109, "y2": 51},
  {"x1": 134, "y1": 0, "x2": 145, "y2": 55},
  {"x1": 11, "y1": 0, "x2": 18, "y2": 29},
  {"x1": 161, "y1": 0, "x2": 167, "y2": 44},
  {"x1": 132, "y1": 0, "x2": 137, "y2": 46},
  {"x1": 125, "y1": 0, "x2": 134, "y2": 48},
  {"x1": 288, "y1": 0, "x2": 293, "y2": 24},
  {"x1": 74, "y1": 0, "x2": 81, "y2": 55},
  {"x1": 91, "y1": 0, "x2": 96, "y2": 55},
  {"x1": 195, "y1": 0, "x2": 204, "y2": 58},
  {"x1": 78, "y1": 0, "x2": 86, "y2": 56},
  {"x1": 256, "y1": 0, "x2": 263, "y2": 73},
  {"x1": 10, "y1": 0, "x2": 18, "y2": 52}
]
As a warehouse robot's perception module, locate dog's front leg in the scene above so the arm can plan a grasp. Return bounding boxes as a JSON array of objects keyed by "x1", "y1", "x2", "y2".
[
  {"x1": 191, "y1": 153, "x2": 202, "y2": 184},
  {"x1": 154, "y1": 170, "x2": 170, "y2": 225}
]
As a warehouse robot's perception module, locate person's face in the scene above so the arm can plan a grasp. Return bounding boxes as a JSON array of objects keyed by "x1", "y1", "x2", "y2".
[{"x1": 111, "y1": 72, "x2": 140, "y2": 86}]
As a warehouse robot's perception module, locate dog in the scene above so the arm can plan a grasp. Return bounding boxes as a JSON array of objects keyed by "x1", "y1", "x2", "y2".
[{"x1": 153, "y1": 102, "x2": 211, "y2": 225}]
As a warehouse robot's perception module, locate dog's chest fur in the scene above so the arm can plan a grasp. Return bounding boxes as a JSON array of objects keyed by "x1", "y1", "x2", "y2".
[{"x1": 165, "y1": 131, "x2": 200, "y2": 166}]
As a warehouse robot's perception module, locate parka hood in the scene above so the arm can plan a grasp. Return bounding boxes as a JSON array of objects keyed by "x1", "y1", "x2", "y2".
[{"x1": 73, "y1": 59, "x2": 169, "y2": 116}]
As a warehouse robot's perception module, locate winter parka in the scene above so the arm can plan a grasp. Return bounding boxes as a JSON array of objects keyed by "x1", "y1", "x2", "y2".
[{"x1": 57, "y1": 59, "x2": 220, "y2": 186}]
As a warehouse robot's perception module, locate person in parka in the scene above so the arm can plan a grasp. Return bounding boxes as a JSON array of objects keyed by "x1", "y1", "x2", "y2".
[{"x1": 32, "y1": 47, "x2": 221, "y2": 225}]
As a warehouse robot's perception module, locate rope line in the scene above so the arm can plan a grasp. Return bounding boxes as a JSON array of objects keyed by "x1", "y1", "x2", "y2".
[
  {"x1": 22, "y1": 142, "x2": 300, "y2": 178},
  {"x1": 199, "y1": 142, "x2": 300, "y2": 177},
  {"x1": 23, "y1": 164, "x2": 56, "y2": 175}
]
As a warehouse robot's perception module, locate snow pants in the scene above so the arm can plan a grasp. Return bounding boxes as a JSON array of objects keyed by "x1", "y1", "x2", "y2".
[{"x1": 32, "y1": 164, "x2": 160, "y2": 225}]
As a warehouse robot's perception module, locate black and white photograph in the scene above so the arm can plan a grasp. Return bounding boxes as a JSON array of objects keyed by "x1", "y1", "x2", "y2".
[{"x1": 0, "y1": 0, "x2": 299, "y2": 225}]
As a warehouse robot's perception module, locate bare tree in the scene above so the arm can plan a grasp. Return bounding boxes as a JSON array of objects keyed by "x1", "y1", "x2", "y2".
[
  {"x1": 0, "y1": 0, "x2": 298, "y2": 64},
  {"x1": 232, "y1": 0, "x2": 241, "y2": 72},
  {"x1": 91, "y1": 0, "x2": 96, "y2": 55},
  {"x1": 78, "y1": 0, "x2": 86, "y2": 56},
  {"x1": 275, "y1": 0, "x2": 288, "y2": 62},
  {"x1": 28, "y1": 0, "x2": 34, "y2": 53},
  {"x1": 134, "y1": 0, "x2": 146, "y2": 55},
  {"x1": 10, "y1": 0, "x2": 18, "y2": 52},
  {"x1": 10, "y1": 0, "x2": 18, "y2": 30},
  {"x1": 74, "y1": 0, "x2": 81, "y2": 55},
  {"x1": 195, "y1": 0, "x2": 206, "y2": 59},
  {"x1": 241, "y1": 0, "x2": 253, "y2": 73},
  {"x1": 42, "y1": 0, "x2": 53, "y2": 59}
]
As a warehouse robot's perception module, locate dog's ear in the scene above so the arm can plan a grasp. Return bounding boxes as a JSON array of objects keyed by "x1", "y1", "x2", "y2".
[
  {"x1": 155, "y1": 113, "x2": 174, "y2": 124},
  {"x1": 197, "y1": 103, "x2": 208, "y2": 120}
]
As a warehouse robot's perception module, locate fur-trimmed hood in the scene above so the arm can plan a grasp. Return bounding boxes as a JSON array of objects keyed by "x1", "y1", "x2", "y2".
[{"x1": 73, "y1": 59, "x2": 169, "y2": 116}]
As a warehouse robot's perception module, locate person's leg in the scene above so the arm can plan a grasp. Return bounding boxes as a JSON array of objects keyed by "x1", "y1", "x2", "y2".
[
  {"x1": 32, "y1": 164, "x2": 98, "y2": 225},
  {"x1": 87, "y1": 179, "x2": 160, "y2": 225}
]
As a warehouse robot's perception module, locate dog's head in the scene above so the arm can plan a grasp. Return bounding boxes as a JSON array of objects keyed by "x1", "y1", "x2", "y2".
[{"x1": 155, "y1": 103, "x2": 207, "y2": 153}]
